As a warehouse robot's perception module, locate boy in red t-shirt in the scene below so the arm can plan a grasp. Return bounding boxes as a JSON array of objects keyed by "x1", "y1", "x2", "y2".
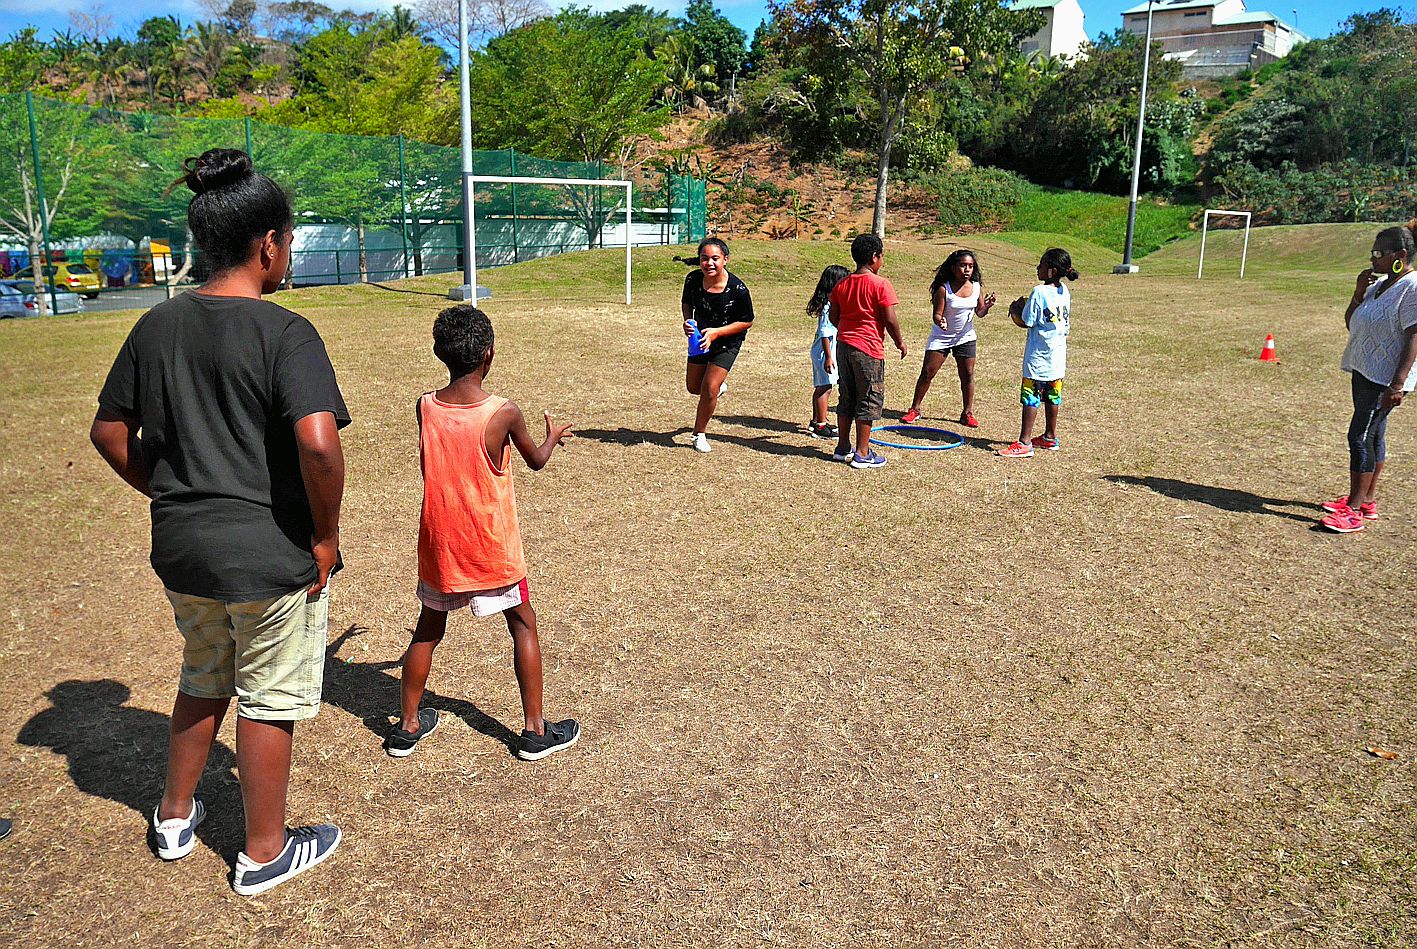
[{"x1": 828, "y1": 234, "x2": 907, "y2": 468}]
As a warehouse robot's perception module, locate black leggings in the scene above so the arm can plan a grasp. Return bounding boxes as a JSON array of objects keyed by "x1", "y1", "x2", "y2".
[{"x1": 1348, "y1": 373, "x2": 1394, "y2": 473}]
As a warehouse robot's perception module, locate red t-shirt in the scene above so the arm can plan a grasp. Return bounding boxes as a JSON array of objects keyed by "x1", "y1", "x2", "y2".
[{"x1": 829, "y1": 271, "x2": 899, "y2": 359}]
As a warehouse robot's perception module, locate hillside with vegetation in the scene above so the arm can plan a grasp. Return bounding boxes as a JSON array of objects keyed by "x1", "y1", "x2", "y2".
[{"x1": 2, "y1": 2, "x2": 1413, "y2": 251}]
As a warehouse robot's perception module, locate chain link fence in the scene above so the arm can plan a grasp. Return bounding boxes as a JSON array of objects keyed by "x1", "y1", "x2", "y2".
[{"x1": 1, "y1": 92, "x2": 708, "y2": 312}]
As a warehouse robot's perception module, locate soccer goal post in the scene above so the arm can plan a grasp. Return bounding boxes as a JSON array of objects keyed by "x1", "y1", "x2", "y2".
[
  {"x1": 465, "y1": 174, "x2": 634, "y2": 305},
  {"x1": 1197, "y1": 209, "x2": 1252, "y2": 279}
]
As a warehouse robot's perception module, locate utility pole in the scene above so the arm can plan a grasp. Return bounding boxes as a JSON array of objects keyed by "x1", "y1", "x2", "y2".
[{"x1": 1115, "y1": 0, "x2": 1155, "y2": 276}]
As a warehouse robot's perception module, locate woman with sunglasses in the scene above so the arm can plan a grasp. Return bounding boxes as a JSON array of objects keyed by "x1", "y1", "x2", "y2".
[{"x1": 1321, "y1": 220, "x2": 1417, "y2": 533}]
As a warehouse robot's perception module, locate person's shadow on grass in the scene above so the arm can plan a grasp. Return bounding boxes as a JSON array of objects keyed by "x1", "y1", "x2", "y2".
[
  {"x1": 322, "y1": 625, "x2": 519, "y2": 756},
  {"x1": 1103, "y1": 474, "x2": 1324, "y2": 523},
  {"x1": 578, "y1": 425, "x2": 829, "y2": 460},
  {"x1": 16, "y1": 679, "x2": 242, "y2": 859}
]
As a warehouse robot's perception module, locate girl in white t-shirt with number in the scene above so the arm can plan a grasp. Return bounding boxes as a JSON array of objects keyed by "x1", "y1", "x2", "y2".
[{"x1": 901, "y1": 249, "x2": 996, "y2": 427}]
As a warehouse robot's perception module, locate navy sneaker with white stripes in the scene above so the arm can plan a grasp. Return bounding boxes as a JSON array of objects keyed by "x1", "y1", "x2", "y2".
[
  {"x1": 152, "y1": 797, "x2": 206, "y2": 860},
  {"x1": 232, "y1": 824, "x2": 342, "y2": 896},
  {"x1": 517, "y1": 718, "x2": 580, "y2": 761}
]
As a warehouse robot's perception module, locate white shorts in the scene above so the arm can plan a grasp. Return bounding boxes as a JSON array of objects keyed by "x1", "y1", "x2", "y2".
[{"x1": 417, "y1": 578, "x2": 528, "y2": 617}]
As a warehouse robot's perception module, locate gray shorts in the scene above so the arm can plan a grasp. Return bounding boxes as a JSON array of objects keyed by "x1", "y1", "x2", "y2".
[{"x1": 837, "y1": 344, "x2": 886, "y2": 422}]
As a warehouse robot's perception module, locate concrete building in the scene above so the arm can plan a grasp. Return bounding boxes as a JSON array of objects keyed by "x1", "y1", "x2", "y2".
[
  {"x1": 1013, "y1": 0, "x2": 1089, "y2": 61},
  {"x1": 1122, "y1": 0, "x2": 1307, "y2": 78}
]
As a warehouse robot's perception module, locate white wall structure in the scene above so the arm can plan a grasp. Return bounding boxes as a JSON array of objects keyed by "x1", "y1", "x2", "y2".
[
  {"x1": 1013, "y1": 0, "x2": 1089, "y2": 60},
  {"x1": 1121, "y1": 0, "x2": 1307, "y2": 77}
]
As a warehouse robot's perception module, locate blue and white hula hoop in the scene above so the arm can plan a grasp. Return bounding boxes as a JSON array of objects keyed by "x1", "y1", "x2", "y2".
[{"x1": 869, "y1": 424, "x2": 966, "y2": 451}]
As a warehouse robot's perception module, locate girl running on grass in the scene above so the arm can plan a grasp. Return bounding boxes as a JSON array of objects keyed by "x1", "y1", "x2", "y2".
[
  {"x1": 682, "y1": 237, "x2": 755, "y2": 454},
  {"x1": 902, "y1": 249, "x2": 996, "y2": 427},
  {"x1": 806, "y1": 264, "x2": 850, "y2": 438}
]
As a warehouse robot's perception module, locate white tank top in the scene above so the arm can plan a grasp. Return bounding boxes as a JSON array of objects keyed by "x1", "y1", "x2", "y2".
[{"x1": 931, "y1": 279, "x2": 979, "y2": 346}]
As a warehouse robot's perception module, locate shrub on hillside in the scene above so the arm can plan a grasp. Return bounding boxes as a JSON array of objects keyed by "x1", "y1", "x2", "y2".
[
  {"x1": 1215, "y1": 161, "x2": 1417, "y2": 224},
  {"x1": 911, "y1": 166, "x2": 1034, "y2": 229}
]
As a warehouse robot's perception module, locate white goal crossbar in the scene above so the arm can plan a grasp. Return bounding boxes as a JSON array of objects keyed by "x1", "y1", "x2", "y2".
[
  {"x1": 1197, "y1": 209, "x2": 1252, "y2": 279},
  {"x1": 466, "y1": 174, "x2": 633, "y2": 305}
]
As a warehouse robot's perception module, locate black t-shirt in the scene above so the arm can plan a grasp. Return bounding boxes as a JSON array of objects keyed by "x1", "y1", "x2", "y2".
[
  {"x1": 98, "y1": 292, "x2": 351, "y2": 600},
  {"x1": 682, "y1": 271, "x2": 755, "y2": 352}
]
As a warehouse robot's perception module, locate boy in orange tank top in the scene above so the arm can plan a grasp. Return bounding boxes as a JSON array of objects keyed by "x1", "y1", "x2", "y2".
[{"x1": 386, "y1": 304, "x2": 579, "y2": 761}]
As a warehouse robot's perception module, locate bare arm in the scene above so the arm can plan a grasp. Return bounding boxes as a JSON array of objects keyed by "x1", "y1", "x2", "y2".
[
  {"x1": 682, "y1": 301, "x2": 694, "y2": 336},
  {"x1": 494, "y1": 400, "x2": 573, "y2": 472},
  {"x1": 976, "y1": 287, "x2": 996, "y2": 317},
  {"x1": 1346, "y1": 269, "x2": 1377, "y2": 328},
  {"x1": 90, "y1": 408, "x2": 150, "y2": 497},
  {"x1": 820, "y1": 334, "x2": 835, "y2": 370},
  {"x1": 294, "y1": 411, "x2": 344, "y2": 594},
  {"x1": 932, "y1": 287, "x2": 947, "y2": 328},
  {"x1": 882, "y1": 304, "x2": 907, "y2": 358}
]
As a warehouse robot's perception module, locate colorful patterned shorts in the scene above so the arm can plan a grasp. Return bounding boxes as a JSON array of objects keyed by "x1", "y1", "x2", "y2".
[{"x1": 1020, "y1": 378, "x2": 1063, "y2": 408}]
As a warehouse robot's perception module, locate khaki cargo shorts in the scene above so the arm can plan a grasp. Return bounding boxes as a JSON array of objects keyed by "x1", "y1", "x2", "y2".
[{"x1": 165, "y1": 586, "x2": 329, "y2": 721}]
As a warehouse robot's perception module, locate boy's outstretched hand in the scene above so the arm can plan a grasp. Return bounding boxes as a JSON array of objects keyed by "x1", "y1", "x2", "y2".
[{"x1": 545, "y1": 412, "x2": 574, "y2": 447}]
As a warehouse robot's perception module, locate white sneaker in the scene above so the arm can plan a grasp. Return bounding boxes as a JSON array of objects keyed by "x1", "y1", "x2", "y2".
[
  {"x1": 691, "y1": 433, "x2": 712, "y2": 453},
  {"x1": 152, "y1": 798, "x2": 206, "y2": 860},
  {"x1": 718, "y1": 381, "x2": 728, "y2": 397}
]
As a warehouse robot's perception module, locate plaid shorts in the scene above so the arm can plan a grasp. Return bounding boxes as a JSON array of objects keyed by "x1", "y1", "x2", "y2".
[
  {"x1": 417, "y1": 578, "x2": 529, "y2": 617},
  {"x1": 1020, "y1": 378, "x2": 1063, "y2": 408},
  {"x1": 166, "y1": 586, "x2": 329, "y2": 721}
]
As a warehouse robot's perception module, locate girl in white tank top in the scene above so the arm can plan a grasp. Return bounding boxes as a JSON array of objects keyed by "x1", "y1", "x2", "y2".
[{"x1": 902, "y1": 250, "x2": 996, "y2": 427}]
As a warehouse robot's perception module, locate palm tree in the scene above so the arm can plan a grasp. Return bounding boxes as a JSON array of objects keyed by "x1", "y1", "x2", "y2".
[
  {"x1": 656, "y1": 34, "x2": 718, "y2": 112},
  {"x1": 185, "y1": 22, "x2": 235, "y2": 95}
]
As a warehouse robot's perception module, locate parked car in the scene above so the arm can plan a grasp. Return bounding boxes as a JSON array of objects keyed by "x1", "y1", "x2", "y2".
[
  {"x1": 14, "y1": 262, "x2": 102, "y2": 298},
  {"x1": 1, "y1": 280, "x2": 83, "y2": 314},
  {"x1": 0, "y1": 283, "x2": 37, "y2": 319}
]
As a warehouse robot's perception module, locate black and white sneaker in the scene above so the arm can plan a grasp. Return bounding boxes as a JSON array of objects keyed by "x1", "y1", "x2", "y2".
[
  {"x1": 807, "y1": 422, "x2": 839, "y2": 439},
  {"x1": 152, "y1": 798, "x2": 206, "y2": 860},
  {"x1": 0, "y1": 818, "x2": 12, "y2": 841},
  {"x1": 383, "y1": 708, "x2": 441, "y2": 758},
  {"x1": 517, "y1": 718, "x2": 580, "y2": 761},
  {"x1": 232, "y1": 824, "x2": 342, "y2": 896}
]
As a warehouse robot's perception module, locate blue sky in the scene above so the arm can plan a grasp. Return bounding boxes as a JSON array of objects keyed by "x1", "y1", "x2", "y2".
[{"x1": 0, "y1": 0, "x2": 1386, "y2": 45}]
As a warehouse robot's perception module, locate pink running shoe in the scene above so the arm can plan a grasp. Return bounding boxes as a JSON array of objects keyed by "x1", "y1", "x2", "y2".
[
  {"x1": 1320, "y1": 506, "x2": 1365, "y2": 533},
  {"x1": 1321, "y1": 495, "x2": 1350, "y2": 514},
  {"x1": 901, "y1": 408, "x2": 922, "y2": 424},
  {"x1": 997, "y1": 441, "x2": 1034, "y2": 458},
  {"x1": 960, "y1": 412, "x2": 979, "y2": 428},
  {"x1": 1358, "y1": 501, "x2": 1379, "y2": 520},
  {"x1": 1030, "y1": 434, "x2": 1060, "y2": 451}
]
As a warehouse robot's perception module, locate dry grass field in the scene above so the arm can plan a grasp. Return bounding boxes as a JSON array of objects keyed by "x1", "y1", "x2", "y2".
[{"x1": 0, "y1": 225, "x2": 1413, "y2": 947}]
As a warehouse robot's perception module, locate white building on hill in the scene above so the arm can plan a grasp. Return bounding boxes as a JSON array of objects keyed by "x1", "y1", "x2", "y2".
[
  {"x1": 1122, "y1": 0, "x2": 1307, "y2": 78},
  {"x1": 1012, "y1": 0, "x2": 1089, "y2": 61}
]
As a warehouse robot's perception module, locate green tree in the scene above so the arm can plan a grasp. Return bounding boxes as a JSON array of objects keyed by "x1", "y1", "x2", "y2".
[
  {"x1": 683, "y1": 0, "x2": 747, "y2": 91},
  {"x1": 0, "y1": 29, "x2": 50, "y2": 94},
  {"x1": 657, "y1": 33, "x2": 719, "y2": 112},
  {"x1": 771, "y1": 0, "x2": 1026, "y2": 236}
]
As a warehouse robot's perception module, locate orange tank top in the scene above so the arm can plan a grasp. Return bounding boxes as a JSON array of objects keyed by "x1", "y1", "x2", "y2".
[{"x1": 417, "y1": 392, "x2": 527, "y2": 593}]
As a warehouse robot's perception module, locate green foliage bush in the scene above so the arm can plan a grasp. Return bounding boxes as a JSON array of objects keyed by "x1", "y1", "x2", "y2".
[
  {"x1": 1214, "y1": 161, "x2": 1417, "y2": 225},
  {"x1": 911, "y1": 166, "x2": 1033, "y2": 229}
]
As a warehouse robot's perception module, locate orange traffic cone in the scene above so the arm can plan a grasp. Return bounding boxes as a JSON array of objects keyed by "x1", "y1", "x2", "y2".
[{"x1": 1259, "y1": 334, "x2": 1279, "y2": 363}]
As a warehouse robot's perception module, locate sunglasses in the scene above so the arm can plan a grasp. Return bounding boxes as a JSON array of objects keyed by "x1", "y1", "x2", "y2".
[{"x1": 1372, "y1": 248, "x2": 1400, "y2": 259}]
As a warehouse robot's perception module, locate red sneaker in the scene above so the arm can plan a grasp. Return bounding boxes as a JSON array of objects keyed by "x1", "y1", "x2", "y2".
[
  {"x1": 1321, "y1": 495, "x2": 1350, "y2": 514},
  {"x1": 1358, "y1": 501, "x2": 1379, "y2": 520},
  {"x1": 997, "y1": 441, "x2": 1034, "y2": 458},
  {"x1": 1320, "y1": 506, "x2": 1365, "y2": 533},
  {"x1": 1030, "y1": 434, "x2": 1060, "y2": 451},
  {"x1": 960, "y1": 412, "x2": 979, "y2": 428},
  {"x1": 901, "y1": 408, "x2": 921, "y2": 424}
]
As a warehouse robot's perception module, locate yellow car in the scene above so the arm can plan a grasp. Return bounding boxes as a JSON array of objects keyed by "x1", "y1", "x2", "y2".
[{"x1": 16, "y1": 262, "x2": 102, "y2": 299}]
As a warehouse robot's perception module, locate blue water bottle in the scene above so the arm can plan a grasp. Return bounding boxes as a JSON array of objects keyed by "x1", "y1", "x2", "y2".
[{"x1": 687, "y1": 318, "x2": 709, "y2": 356}]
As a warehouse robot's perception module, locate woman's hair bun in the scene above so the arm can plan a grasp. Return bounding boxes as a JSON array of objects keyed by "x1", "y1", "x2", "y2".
[{"x1": 182, "y1": 148, "x2": 254, "y2": 195}]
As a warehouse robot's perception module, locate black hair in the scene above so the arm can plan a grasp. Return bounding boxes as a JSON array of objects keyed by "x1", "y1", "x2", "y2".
[
  {"x1": 930, "y1": 249, "x2": 983, "y2": 301},
  {"x1": 432, "y1": 304, "x2": 495, "y2": 376},
  {"x1": 1040, "y1": 247, "x2": 1079, "y2": 283},
  {"x1": 174, "y1": 148, "x2": 293, "y2": 275},
  {"x1": 850, "y1": 233, "x2": 883, "y2": 267},
  {"x1": 1375, "y1": 220, "x2": 1417, "y2": 257},
  {"x1": 697, "y1": 237, "x2": 730, "y2": 258},
  {"x1": 806, "y1": 264, "x2": 850, "y2": 317}
]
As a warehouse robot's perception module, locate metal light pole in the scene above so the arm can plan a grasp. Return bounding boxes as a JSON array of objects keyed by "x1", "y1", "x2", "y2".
[
  {"x1": 449, "y1": 0, "x2": 487, "y2": 301},
  {"x1": 1115, "y1": 0, "x2": 1155, "y2": 275}
]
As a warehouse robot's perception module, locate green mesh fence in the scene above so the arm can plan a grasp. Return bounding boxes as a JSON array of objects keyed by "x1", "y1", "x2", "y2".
[{"x1": 0, "y1": 92, "x2": 707, "y2": 306}]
